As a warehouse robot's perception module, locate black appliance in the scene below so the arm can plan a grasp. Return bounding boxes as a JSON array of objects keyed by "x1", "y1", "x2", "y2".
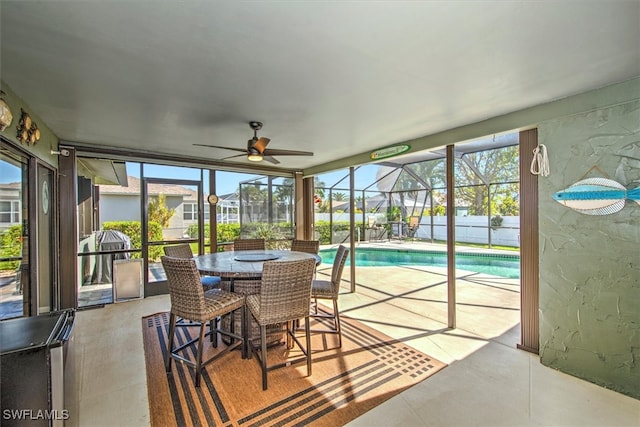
[{"x1": 1, "y1": 309, "x2": 75, "y2": 426}]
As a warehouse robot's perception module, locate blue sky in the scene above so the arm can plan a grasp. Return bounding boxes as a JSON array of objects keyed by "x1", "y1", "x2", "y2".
[
  {"x1": 1, "y1": 159, "x2": 382, "y2": 194},
  {"x1": 128, "y1": 163, "x2": 382, "y2": 194},
  {"x1": 0, "y1": 161, "x2": 21, "y2": 183}
]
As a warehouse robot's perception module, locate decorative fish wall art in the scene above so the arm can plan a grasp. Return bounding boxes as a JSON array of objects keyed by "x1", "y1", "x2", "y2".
[{"x1": 553, "y1": 177, "x2": 640, "y2": 215}]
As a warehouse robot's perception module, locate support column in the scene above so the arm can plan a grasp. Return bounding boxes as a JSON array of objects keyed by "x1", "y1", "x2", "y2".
[
  {"x1": 58, "y1": 146, "x2": 77, "y2": 309},
  {"x1": 299, "y1": 174, "x2": 314, "y2": 240},
  {"x1": 209, "y1": 171, "x2": 218, "y2": 253},
  {"x1": 446, "y1": 144, "x2": 456, "y2": 329},
  {"x1": 518, "y1": 129, "x2": 540, "y2": 353},
  {"x1": 349, "y1": 167, "x2": 356, "y2": 293}
]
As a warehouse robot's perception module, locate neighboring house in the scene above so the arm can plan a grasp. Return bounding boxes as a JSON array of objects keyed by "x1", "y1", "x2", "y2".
[
  {"x1": 97, "y1": 177, "x2": 239, "y2": 239},
  {"x1": 217, "y1": 192, "x2": 239, "y2": 224},
  {"x1": 0, "y1": 182, "x2": 21, "y2": 233}
]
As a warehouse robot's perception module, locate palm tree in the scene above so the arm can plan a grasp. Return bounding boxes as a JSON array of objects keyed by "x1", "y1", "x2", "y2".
[
  {"x1": 240, "y1": 183, "x2": 267, "y2": 223},
  {"x1": 314, "y1": 177, "x2": 326, "y2": 200},
  {"x1": 332, "y1": 192, "x2": 347, "y2": 201},
  {"x1": 274, "y1": 178, "x2": 294, "y2": 222}
]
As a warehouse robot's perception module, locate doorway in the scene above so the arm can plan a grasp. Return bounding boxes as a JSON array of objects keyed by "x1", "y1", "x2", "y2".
[
  {"x1": 0, "y1": 141, "x2": 57, "y2": 318},
  {"x1": 0, "y1": 147, "x2": 29, "y2": 319},
  {"x1": 142, "y1": 177, "x2": 204, "y2": 295}
]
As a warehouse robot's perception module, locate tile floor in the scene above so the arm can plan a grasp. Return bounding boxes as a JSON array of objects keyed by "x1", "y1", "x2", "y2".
[{"x1": 67, "y1": 254, "x2": 640, "y2": 426}]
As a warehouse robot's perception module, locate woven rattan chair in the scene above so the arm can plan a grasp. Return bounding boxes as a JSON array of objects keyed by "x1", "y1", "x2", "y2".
[
  {"x1": 290, "y1": 239, "x2": 320, "y2": 323},
  {"x1": 161, "y1": 256, "x2": 246, "y2": 387},
  {"x1": 310, "y1": 245, "x2": 349, "y2": 347},
  {"x1": 290, "y1": 239, "x2": 320, "y2": 254},
  {"x1": 164, "y1": 243, "x2": 221, "y2": 289},
  {"x1": 246, "y1": 258, "x2": 316, "y2": 390},
  {"x1": 234, "y1": 238, "x2": 266, "y2": 251}
]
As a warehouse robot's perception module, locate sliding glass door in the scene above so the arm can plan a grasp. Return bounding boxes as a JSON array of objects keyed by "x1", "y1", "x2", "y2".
[
  {"x1": 0, "y1": 141, "x2": 57, "y2": 318},
  {"x1": 0, "y1": 148, "x2": 29, "y2": 319}
]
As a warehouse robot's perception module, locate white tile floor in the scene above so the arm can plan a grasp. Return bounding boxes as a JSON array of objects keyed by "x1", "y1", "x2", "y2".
[{"x1": 67, "y1": 262, "x2": 640, "y2": 426}]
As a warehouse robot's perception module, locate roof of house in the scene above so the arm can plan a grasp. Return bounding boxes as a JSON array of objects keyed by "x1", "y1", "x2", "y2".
[
  {"x1": 97, "y1": 177, "x2": 240, "y2": 203},
  {"x1": 98, "y1": 176, "x2": 195, "y2": 197}
]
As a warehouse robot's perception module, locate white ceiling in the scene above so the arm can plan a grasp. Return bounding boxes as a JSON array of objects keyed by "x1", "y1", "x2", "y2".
[{"x1": 1, "y1": 1, "x2": 639, "y2": 171}]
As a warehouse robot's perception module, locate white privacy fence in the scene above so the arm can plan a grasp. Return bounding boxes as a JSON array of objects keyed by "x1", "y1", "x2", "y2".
[
  {"x1": 315, "y1": 213, "x2": 520, "y2": 248},
  {"x1": 414, "y1": 216, "x2": 520, "y2": 247}
]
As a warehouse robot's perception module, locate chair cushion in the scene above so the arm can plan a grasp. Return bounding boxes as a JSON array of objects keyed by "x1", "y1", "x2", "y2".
[
  {"x1": 311, "y1": 279, "x2": 335, "y2": 299},
  {"x1": 201, "y1": 275, "x2": 222, "y2": 289}
]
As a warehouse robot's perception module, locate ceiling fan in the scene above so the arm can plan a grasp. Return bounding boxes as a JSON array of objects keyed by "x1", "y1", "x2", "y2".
[{"x1": 193, "y1": 121, "x2": 314, "y2": 164}]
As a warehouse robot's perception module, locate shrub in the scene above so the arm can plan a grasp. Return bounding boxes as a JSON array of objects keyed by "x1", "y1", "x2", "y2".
[
  {"x1": 217, "y1": 223, "x2": 241, "y2": 244},
  {"x1": 250, "y1": 223, "x2": 289, "y2": 249},
  {"x1": 490, "y1": 215, "x2": 504, "y2": 231},
  {"x1": 314, "y1": 221, "x2": 365, "y2": 244},
  {"x1": 102, "y1": 220, "x2": 164, "y2": 261},
  {"x1": 0, "y1": 225, "x2": 22, "y2": 271},
  {"x1": 186, "y1": 223, "x2": 242, "y2": 250}
]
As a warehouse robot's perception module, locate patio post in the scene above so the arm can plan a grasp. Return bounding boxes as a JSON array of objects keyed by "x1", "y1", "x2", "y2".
[{"x1": 446, "y1": 144, "x2": 456, "y2": 329}]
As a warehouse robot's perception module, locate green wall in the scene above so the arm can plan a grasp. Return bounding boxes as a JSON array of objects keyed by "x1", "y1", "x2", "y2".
[
  {"x1": 0, "y1": 81, "x2": 59, "y2": 167},
  {"x1": 538, "y1": 98, "x2": 640, "y2": 398}
]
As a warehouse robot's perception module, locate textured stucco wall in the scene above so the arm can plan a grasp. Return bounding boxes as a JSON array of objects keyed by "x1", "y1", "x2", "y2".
[
  {"x1": 1, "y1": 81, "x2": 59, "y2": 168},
  {"x1": 538, "y1": 100, "x2": 640, "y2": 399}
]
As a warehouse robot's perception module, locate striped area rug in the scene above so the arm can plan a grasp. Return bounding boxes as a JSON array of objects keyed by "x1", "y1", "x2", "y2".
[{"x1": 142, "y1": 311, "x2": 446, "y2": 427}]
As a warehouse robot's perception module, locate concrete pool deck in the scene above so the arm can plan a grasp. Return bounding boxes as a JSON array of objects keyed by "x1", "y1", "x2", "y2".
[
  {"x1": 326, "y1": 255, "x2": 522, "y2": 358},
  {"x1": 67, "y1": 247, "x2": 640, "y2": 426}
]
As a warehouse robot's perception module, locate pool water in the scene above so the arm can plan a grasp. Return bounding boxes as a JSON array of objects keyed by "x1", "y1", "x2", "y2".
[{"x1": 319, "y1": 247, "x2": 520, "y2": 279}]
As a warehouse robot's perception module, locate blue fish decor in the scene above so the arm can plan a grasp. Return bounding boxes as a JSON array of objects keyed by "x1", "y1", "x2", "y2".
[{"x1": 553, "y1": 177, "x2": 640, "y2": 215}]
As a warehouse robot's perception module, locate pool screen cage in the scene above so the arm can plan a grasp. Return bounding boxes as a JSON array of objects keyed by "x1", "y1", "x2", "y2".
[
  {"x1": 238, "y1": 175, "x2": 294, "y2": 248},
  {"x1": 314, "y1": 133, "x2": 520, "y2": 249}
]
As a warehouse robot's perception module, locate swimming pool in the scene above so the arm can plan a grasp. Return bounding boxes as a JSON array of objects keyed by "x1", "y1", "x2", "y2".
[{"x1": 319, "y1": 247, "x2": 520, "y2": 279}]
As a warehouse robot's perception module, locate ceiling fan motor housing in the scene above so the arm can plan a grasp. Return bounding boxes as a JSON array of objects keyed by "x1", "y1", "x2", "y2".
[{"x1": 247, "y1": 140, "x2": 260, "y2": 154}]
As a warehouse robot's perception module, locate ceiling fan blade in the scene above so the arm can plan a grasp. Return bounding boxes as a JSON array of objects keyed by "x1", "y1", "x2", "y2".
[
  {"x1": 252, "y1": 137, "x2": 270, "y2": 154},
  {"x1": 262, "y1": 148, "x2": 314, "y2": 156},
  {"x1": 193, "y1": 144, "x2": 246, "y2": 154},
  {"x1": 219, "y1": 153, "x2": 246, "y2": 161},
  {"x1": 263, "y1": 156, "x2": 280, "y2": 165}
]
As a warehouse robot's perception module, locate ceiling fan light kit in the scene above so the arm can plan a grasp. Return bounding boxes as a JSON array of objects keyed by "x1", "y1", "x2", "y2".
[
  {"x1": 247, "y1": 147, "x2": 263, "y2": 162},
  {"x1": 192, "y1": 121, "x2": 314, "y2": 164}
]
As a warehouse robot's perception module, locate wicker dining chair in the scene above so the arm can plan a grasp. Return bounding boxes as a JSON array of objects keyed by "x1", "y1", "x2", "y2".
[
  {"x1": 290, "y1": 239, "x2": 320, "y2": 311},
  {"x1": 163, "y1": 243, "x2": 221, "y2": 289},
  {"x1": 161, "y1": 256, "x2": 246, "y2": 387},
  {"x1": 309, "y1": 245, "x2": 349, "y2": 347},
  {"x1": 290, "y1": 239, "x2": 320, "y2": 254},
  {"x1": 234, "y1": 238, "x2": 266, "y2": 251},
  {"x1": 246, "y1": 258, "x2": 316, "y2": 390}
]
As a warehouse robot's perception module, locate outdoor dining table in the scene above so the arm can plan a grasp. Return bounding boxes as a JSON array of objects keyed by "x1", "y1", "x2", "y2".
[
  {"x1": 193, "y1": 249, "x2": 321, "y2": 344},
  {"x1": 194, "y1": 249, "x2": 320, "y2": 289}
]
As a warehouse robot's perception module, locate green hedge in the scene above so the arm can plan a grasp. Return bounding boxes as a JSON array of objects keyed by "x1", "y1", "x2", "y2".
[
  {"x1": 186, "y1": 223, "x2": 242, "y2": 249},
  {"x1": 0, "y1": 225, "x2": 22, "y2": 271},
  {"x1": 186, "y1": 222, "x2": 294, "y2": 250},
  {"x1": 187, "y1": 220, "x2": 387, "y2": 246},
  {"x1": 314, "y1": 221, "x2": 365, "y2": 244},
  {"x1": 102, "y1": 220, "x2": 164, "y2": 261}
]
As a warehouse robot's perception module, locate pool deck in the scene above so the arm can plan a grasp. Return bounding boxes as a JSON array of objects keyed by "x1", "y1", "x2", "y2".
[
  {"x1": 0, "y1": 240, "x2": 517, "y2": 319},
  {"x1": 327, "y1": 250, "x2": 522, "y2": 350},
  {"x1": 63, "y1": 239, "x2": 640, "y2": 426}
]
